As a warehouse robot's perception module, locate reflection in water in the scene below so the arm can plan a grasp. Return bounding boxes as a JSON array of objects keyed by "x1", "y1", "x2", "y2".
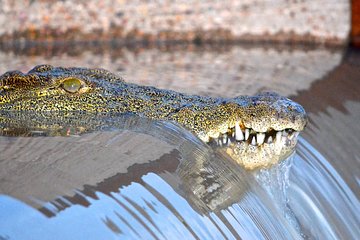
[
  {"x1": 293, "y1": 48, "x2": 360, "y2": 198},
  {"x1": 0, "y1": 115, "x2": 301, "y2": 239},
  {"x1": 0, "y1": 44, "x2": 359, "y2": 239},
  {"x1": 0, "y1": 119, "x2": 359, "y2": 239},
  {"x1": 0, "y1": 44, "x2": 343, "y2": 97}
]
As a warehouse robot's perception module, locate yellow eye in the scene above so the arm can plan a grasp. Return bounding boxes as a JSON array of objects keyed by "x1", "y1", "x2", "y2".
[{"x1": 62, "y1": 78, "x2": 82, "y2": 93}]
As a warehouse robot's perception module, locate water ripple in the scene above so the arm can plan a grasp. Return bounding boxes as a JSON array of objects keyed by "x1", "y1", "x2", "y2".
[{"x1": 0, "y1": 133, "x2": 358, "y2": 239}]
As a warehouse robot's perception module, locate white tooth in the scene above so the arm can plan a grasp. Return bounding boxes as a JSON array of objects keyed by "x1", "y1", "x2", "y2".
[
  {"x1": 222, "y1": 135, "x2": 227, "y2": 144},
  {"x1": 245, "y1": 129, "x2": 250, "y2": 140},
  {"x1": 257, "y1": 133, "x2": 265, "y2": 145},
  {"x1": 251, "y1": 136, "x2": 256, "y2": 145},
  {"x1": 276, "y1": 131, "x2": 282, "y2": 143},
  {"x1": 282, "y1": 130, "x2": 288, "y2": 137},
  {"x1": 276, "y1": 141, "x2": 283, "y2": 152},
  {"x1": 228, "y1": 138, "x2": 232, "y2": 144},
  {"x1": 235, "y1": 122, "x2": 244, "y2": 141},
  {"x1": 267, "y1": 136, "x2": 273, "y2": 143}
]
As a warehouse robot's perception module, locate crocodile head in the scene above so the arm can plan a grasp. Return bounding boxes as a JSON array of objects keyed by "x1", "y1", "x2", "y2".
[
  {"x1": 0, "y1": 65, "x2": 307, "y2": 169},
  {"x1": 170, "y1": 92, "x2": 307, "y2": 169}
]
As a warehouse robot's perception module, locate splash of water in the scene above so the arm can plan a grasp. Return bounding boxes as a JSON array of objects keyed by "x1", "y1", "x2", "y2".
[{"x1": 253, "y1": 153, "x2": 300, "y2": 232}]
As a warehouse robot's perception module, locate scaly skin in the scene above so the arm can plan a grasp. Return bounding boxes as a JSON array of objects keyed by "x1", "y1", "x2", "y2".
[{"x1": 0, "y1": 65, "x2": 307, "y2": 169}]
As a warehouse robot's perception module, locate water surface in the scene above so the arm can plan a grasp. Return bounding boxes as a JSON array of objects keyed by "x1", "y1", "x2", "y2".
[{"x1": 0, "y1": 44, "x2": 359, "y2": 239}]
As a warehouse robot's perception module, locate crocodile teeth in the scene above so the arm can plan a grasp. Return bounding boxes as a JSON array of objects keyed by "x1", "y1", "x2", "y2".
[
  {"x1": 276, "y1": 139, "x2": 283, "y2": 151},
  {"x1": 222, "y1": 135, "x2": 228, "y2": 144},
  {"x1": 276, "y1": 131, "x2": 282, "y2": 144},
  {"x1": 235, "y1": 122, "x2": 244, "y2": 141},
  {"x1": 257, "y1": 133, "x2": 265, "y2": 145},
  {"x1": 245, "y1": 129, "x2": 250, "y2": 140},
  {"x1": 209, "y1": 126, "x2": 299, "y2": 149},
  {"x1": 251, "y1": 136, "x2": 256, "y2": 145}
]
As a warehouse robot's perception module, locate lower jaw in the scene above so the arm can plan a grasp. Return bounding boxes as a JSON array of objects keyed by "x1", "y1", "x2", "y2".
[{"x1": 223, "y1": 138, "x2": 297, "y2": 170}]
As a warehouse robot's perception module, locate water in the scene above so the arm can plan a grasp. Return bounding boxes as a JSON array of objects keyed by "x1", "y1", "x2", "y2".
[
  {"x1": 0, "y1": 44, "x2": 359, "y2": 239},
  {"x1": 0, "y1": 126, "x2": 358, "y2": 239},
  {"x1": 290, "y1": 138, "x2": 359, "y2": 239}
]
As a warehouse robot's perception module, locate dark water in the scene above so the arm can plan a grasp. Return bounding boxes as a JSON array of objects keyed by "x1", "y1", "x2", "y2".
[{"x1": 0, "y1": 44, "x2": 359, "y2": 239}]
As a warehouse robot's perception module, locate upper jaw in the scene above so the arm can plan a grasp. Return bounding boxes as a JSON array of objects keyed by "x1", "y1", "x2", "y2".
[
  {"x1": 199, "y1": 119, "x2": 301, "y2": 145},
  {"x1": 197, "y1": 92, "x2": 307, "y2": 148},
  {"x1": 198, "y1": 106, "x2": 307, "y2": 144},
  {"x1": 232, "y1": 92, "x2": 307, "y2": 131}
]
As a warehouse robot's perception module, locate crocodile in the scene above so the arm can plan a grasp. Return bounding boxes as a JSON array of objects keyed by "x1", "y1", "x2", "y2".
[{"x1": 0, "y1": 65, "x2": 307, "y2": 169}]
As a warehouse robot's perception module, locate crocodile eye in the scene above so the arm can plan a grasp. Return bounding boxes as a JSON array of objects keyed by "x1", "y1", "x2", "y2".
[{"x1": 62, "y1": 78, "x2": 82, "y2": 93}]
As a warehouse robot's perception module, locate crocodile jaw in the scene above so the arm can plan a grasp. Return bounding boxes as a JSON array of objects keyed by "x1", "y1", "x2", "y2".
[
  {"x1": 209, "y1": 128, "x2": 299, "y2": 169},
  {"x1": 187, "y1": 92, "x2": 307, "y2": 169}
]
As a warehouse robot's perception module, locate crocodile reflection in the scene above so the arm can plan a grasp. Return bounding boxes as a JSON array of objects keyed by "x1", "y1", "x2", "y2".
[
  {"x1": 176, "y1": 150, "x2": 252, "y2": 213},
  {"x1": 0, "y1": 114, "x2": 261, "y2": 215}
]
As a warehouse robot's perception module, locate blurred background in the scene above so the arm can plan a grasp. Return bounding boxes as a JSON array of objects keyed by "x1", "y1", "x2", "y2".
[
  {"x1": 0, "y1": 1, "x2": 359, "y2": 239},
  {"x1": 0, "y1": 0, "x2": 354, "y2": 45},
  {"x1": 0, "y1": 0, "x2": 356, "y2": 97}
]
